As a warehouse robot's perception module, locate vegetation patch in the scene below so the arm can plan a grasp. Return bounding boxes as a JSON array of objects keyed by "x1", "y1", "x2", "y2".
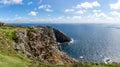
[{"x1": 0, "y1": 26, "x2": 18, "y2": 40}]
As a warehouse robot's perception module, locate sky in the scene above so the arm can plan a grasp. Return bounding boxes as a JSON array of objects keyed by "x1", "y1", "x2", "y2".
[{"x1": 0, "y1": 0, "x2": 120, "y2": 23}]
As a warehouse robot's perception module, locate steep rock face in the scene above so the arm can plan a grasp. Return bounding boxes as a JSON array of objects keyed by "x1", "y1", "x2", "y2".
[
  {"x1": 13, "y1": 28, "x2": 32, "y2": 58},
  {"x1": 13, "y1": 26, "x2": 76, "y2": 65},
  {"x1": 53, "y1": 28, "x2": 71, "y2": 43}
]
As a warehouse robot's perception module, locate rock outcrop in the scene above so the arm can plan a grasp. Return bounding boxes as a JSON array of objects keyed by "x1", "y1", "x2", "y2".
[
  {"x1": 12, "y1": 26, "x2": 76, "y2": 65},
  {"x1": 53, "y1": 28, "x2": 71, "y2": 43},
  {"x1": 0, "y1": 22, "x2": 5, "y2": 26}
]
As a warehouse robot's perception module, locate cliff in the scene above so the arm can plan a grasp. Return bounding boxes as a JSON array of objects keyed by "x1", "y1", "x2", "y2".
[
  {"x1": 53, "y1": 28, "x2": 71, "y2": 43},
  {"x1": 0, "y1": 23, "x2": 76, "y2": 65}
]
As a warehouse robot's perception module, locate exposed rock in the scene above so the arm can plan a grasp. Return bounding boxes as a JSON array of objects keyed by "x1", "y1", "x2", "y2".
[
  {"x1": 12, "y1": 28, "x2": 33, "y2": 58},
  {"x1": 12, "y1": 26, "x2": 77, "y2": 65},
  {"x1": 53, "y1": 28, "x2": 71, "y2": 43},
  {"x1": 0, "y1": 22, "x2": 5, "y2": 26}
]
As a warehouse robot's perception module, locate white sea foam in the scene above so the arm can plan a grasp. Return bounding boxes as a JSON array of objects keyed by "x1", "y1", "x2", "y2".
[
  {"x1": 79, "y1": 56, "x2": 84, "y2": 59},
  {"x1": 58, "y1": 42, "x2": 60, "y2": 45},
  {"x1": 58, "y1": 38, "x2": 75, "y2": 45},
  {"x1": 103, "y1": 57, "x2": 112, "y2": 64},
  {"x1": 69, "y1": 38, "x2": 74, "y2": 44}
]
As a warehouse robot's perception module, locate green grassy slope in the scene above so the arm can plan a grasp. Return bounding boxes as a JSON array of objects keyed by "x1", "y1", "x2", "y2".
[
  {"x1": 0, "y1": 26, "x2": 30, "y2": 67},
  {"x1": 0, "y1": 25, "x2": 120, "y2": 67}
]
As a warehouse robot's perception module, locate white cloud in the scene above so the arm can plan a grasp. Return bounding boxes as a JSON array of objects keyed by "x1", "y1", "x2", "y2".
[
  {"x1": 13, "y1": 0, "x2": 22, "y2": 4},
  {"x1": 28, "y1": 11, "x2": 38, "y2": 16},
  {"x1": 90, "y1": 12, "x2": 107, "y2": 18},
  {"x1": 72, "y1": 16, "x2": 81, "y2": 19},
  {"x1": 0, "y1": 16, "x2": 77, "y2": 23},
  {"x1": 64, "y1": 8, "x2": 85, "y2": 14},
  {"x1": 93, "y1": 10, "x2": 101, "y2": 13},
  {"x1": 65, "y1": 9, "x2": 75, "y2": 12},
  {"x1": 75, "y1": 1, "x2": 100, "y2": 9},
  {"x1": 45, "y1": 8, "x2": 53, "y2": 12},
  {"x1": 75, "y1": 2, "x2": 92, "y2": 9},
  {"x1": 96, "y1": 13, "x2": 107, "y2": 18},
  {"x1": 38, "y1": 4, "x2": 51, "y2": 9},
  {"x1": 0, "y1": 0, "x2": 23, "y2": 5},
  {"x1": 92, "y1": 1, "x2": 100, "y2": 7},
  {"x1": 110, "y1": 11, "x2": 120, "y2": 17},
  {"x1": 110, "y1": 0, "x2": 120, "y2": 9},
  {"x1": 85, "y1": 11, "x2": 120, "y2": 23},
  {"x1": 38, "y1": 4, "x2": 53, "y2": 12},
  {"x1": 1, "y1": 15, "x2": 120, "y2": 24},
  {"x1": 76, "y1": 10, "x2": 85, "y2": 14}
]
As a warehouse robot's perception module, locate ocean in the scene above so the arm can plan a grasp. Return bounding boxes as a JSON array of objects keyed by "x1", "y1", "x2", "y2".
[{"x1": 11, "y1": 23, "x2": 120, "y2": 63}]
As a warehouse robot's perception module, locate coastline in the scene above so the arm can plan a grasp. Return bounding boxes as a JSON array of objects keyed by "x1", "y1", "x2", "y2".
[
  {"x1": 1, "y1": 22, "x2": 120, "y2": 67},
  {"x1": 0, "y1": 22, "x2": 77, "y2": 65}
]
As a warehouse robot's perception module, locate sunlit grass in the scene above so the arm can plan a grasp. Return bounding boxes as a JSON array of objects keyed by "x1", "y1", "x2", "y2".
[
  {"x1": 0, "y1": 54, "x2": 29, "y2": 67},
  {"x1": 0, "y1": 26, "x2": 18, "y2": 40}
]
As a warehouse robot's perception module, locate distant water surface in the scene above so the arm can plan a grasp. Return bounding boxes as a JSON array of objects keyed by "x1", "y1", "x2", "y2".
[{"x1": 11, "y1": 23, "x2": 120, "y2": 62}]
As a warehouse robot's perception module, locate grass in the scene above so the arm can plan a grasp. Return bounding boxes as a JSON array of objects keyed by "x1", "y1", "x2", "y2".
[
  {"x1": 0, "y1": 54, "x2": 29, "y2": 67},
  {"x1": 0, "y1": 26, "x2": 18, "y2": 40},
  {"x1": 0, "y1": 25, "x2": 31, "y2": 67},
  {"x1": 1, "y1": 25, "x2": 120, "y2": 67}
]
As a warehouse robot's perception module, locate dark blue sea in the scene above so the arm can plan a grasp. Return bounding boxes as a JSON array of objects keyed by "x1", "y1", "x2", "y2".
[{"x1": 11, "y1": 23, "x2": 120, "y2": 63}]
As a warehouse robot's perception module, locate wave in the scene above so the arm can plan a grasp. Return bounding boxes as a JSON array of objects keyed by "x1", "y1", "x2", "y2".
[
  {"x1": 69, "y1": 38, "x2": 74, "y2": 44},
  {"x1": 103, "y1": 57, "x2": 112, "y2": 64},
  {"x1": 58, "y1": 38, "x2": 75, "y2": 45}
]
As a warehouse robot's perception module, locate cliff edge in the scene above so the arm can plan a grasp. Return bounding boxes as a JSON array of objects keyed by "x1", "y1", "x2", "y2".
[
  {"x1": 53, "y1": 28, "x2": 71, "y2": 43},
  {"x1": 13, "y1": 26, "x2": 76, "y2": 64},
  {"x1": 0, "y1": 22, "x2": 76, "y2": 65}
]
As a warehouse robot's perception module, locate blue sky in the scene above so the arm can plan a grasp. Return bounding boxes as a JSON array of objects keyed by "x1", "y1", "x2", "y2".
[{"x1": 0, "y1": 0, "x2": 120, "y2": 23}]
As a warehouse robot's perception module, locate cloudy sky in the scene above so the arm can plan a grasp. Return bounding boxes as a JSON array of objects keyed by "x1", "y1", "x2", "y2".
[{"x1": 0, "y1": 0, "x2": 120, "y2": 23}]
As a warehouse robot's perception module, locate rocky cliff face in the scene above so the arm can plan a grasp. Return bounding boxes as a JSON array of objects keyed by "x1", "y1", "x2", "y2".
[
  {"x1": 53, "y1": 28, "x2": 71, "y2": 43},
  {"x1": 12, "y1": 26, "x2": 76, "y2": 65}
]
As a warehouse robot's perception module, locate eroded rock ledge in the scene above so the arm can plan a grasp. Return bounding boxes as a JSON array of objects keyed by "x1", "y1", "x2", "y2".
[{"x1": 12, "y1": 26, "x2": 77, "y2": 65}]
